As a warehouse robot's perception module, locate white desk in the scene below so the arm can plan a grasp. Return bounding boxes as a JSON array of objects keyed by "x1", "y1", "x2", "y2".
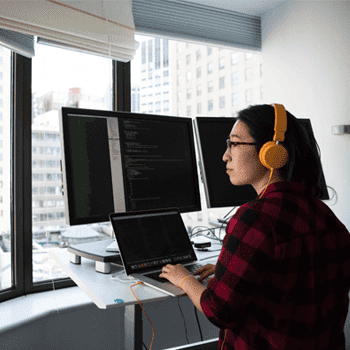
[{"x1": 50, "y1": 246, "x2": 220, "y2": 350}]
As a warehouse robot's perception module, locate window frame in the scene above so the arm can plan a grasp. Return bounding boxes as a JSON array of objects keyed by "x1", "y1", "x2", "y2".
[{"x1": 0, "y1": 52, "x2": 129, "y2": 303}]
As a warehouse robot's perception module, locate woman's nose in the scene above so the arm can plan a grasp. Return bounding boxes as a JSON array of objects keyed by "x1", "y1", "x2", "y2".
[{"x1": 223, "y1": 148, "x2": 230, "y2": 162}]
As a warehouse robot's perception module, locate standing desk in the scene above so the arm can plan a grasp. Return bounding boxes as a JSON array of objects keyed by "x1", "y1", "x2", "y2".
[{"x1": 50, "y1": 245, "x2": 220, "y2": 350}]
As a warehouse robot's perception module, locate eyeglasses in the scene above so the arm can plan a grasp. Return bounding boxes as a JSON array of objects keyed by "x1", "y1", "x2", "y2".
[{"x1": 226, "y1": 139, "x2": 257, "y2": 153}]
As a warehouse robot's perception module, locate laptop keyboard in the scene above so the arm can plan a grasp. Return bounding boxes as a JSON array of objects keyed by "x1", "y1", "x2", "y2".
[{"x1": 145, "y1": 263, "x2": 204, "y2": 283}]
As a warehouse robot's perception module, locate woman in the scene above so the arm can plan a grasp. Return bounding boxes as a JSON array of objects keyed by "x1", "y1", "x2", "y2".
[{"x1": 160, "y1": 104, "x2": 350, "y2": 349}]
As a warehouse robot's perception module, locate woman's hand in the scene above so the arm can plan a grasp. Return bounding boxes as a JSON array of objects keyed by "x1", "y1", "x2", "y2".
[
  {"x1": 193, "y1": 264, "x2": 215, "y2": 282},
  {"x1": 159, "y1": 264, "x2": 191, "y2": 289}
]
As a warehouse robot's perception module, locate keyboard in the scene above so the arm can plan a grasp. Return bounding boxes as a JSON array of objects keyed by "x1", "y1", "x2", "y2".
[{"x1": 145, "y1": 263, "x2": 204, "y2": 283}]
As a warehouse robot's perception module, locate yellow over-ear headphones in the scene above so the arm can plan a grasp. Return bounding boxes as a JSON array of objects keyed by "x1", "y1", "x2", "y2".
[{"x1": 258, "y1": 103, "x2": 288, "y2": 199}]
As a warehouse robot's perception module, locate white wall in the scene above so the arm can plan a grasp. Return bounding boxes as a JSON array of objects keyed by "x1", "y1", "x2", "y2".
[{"x1": 261, "y1": 1, "x2": 350, "y2": 229}]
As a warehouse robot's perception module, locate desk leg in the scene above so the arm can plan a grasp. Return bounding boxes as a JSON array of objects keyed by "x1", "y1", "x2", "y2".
[{"x1": 125, "y1": 304, "x2": 143, "y2": 350}]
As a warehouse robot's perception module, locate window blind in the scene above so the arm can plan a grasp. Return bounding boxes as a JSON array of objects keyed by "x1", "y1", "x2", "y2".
[
  {"x1": 0, "y1": 0, "x2": 139, "y2": 61},
  {"x1": 0, "y1": 28, "x2": 34, "y2": 58},
  {"x1": 132, "y1": 0, "x2": 261, "y2": 51}
]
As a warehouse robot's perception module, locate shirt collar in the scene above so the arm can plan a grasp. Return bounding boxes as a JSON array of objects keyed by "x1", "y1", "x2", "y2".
[{"x1": 257, "y1": 181, "x2": 316, "y2": 199}]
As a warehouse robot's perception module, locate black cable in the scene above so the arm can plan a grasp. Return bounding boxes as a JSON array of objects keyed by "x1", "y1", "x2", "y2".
[
  {"x1": 142, "y1": 341, "x2": 149, "y2": 350},
  {"x1": 223, "y1": 206, "x2": 237, "y2": 220},
  {"x1": 178, "y1": 298, "x2": 190, "y2": 344},
  {"x1": 194, "y1": 305, "x2": 203, "y2": 341}
]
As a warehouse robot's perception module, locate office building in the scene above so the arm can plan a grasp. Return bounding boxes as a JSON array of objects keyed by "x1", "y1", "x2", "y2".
[
  {"x1": 131, "y1": 84, "x2": 140, "y2": 112},
  {"x1": 133, "y1": 37, "x2": 263, "y2": 119},
  {"x1": 173, "y1": 43, "x2": 263, "y2": 118},
  {"x1": 137, "y1": 37, "x2": 171, "y2": 115}
]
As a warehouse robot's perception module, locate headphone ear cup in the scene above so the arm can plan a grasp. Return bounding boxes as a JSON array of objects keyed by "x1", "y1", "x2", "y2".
[{"x1": 259, "y1": 141, "x2": 288, "y2": 170}]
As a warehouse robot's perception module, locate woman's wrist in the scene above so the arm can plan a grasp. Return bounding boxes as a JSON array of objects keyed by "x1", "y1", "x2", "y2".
[{"x1": 180, "y1": 274, "x2": 194, "y2": 289}]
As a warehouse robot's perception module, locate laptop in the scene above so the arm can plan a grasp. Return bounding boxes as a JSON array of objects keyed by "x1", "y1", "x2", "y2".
[{"x1": 109, "y1": 208, "x2": 208, "y2": 296}]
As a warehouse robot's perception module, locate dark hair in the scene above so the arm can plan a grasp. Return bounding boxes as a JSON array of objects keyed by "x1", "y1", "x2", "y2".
[{"x1": 236, "y1": 104, "x2": 337, "y2": 201}]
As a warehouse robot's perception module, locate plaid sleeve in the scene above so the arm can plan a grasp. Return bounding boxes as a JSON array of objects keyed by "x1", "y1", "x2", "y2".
[{"x1": 200, "y1": 203, "x2": 274, "y2": 330}]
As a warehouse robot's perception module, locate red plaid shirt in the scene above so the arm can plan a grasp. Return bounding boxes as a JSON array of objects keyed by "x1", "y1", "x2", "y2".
[{"x1": 200, "y1": 181, "x2": 350, "y2": 350}]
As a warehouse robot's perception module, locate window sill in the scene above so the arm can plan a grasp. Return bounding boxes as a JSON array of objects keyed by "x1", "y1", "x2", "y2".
[{"x1": 0, "y1": 286, "x2": 94, "y2": 335}]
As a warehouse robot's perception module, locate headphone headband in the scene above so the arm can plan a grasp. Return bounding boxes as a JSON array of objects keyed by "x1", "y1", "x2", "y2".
[{"x1": 271, "y1": 103, "x2": 287, "y2": 142}]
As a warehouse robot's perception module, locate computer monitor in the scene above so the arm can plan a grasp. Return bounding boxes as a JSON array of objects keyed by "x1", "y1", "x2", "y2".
[
  {"x1": 193, "y1": 117, "x2": 329, "y2": 209},
  {"x1": 193, "y1": 117, "x2": 257, "y2": 208},
  {"x1": 59, "y1": 107, "x2": 201, "y2": 225}
]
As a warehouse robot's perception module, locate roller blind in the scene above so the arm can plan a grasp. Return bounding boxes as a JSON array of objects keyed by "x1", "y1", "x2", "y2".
[
  {"x1": 132, "y1": 0, "x2": 261, "y2": 51},
  {"x1": 0, "y1": 28, "x2": 34, "y2": 58},
  {"x1": 0, "y1": 0, "x2": 139, "y2": 61}
]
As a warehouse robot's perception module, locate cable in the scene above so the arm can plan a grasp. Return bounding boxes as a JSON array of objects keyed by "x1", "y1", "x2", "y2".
[
  {"x1": 130, "y1": 282, "x2": 155, "y2": 350},
  {"x1": 223, "y1": 206, "x2": 237, "y2": 220},
  {"x1": 142, "y1": 341, "x2": 149, "y2": 350},
  {"x1": 194, "y1": 306, "x2": 203, "y2": 341},
  {"x1": 178, "y1": 298, "x2": 190, "y2": 344}
]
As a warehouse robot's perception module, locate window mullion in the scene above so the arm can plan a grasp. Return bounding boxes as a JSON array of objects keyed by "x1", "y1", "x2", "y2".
[
  {"x1": 13, "y1": 53, "x2": 32, "y2": 294},
  {"x1": 114, "y1": 61, "x2": 131, "y2": 112}
]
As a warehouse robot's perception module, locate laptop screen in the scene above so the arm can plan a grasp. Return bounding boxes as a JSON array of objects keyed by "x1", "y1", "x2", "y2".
[{"x1": 109, "y1": 209, "x2": 197, "y2": 275}]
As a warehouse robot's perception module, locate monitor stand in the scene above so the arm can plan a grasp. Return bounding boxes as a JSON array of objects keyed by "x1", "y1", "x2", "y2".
[{"x1": 67, "y1": 239, "x2": 122, "y2": 274}]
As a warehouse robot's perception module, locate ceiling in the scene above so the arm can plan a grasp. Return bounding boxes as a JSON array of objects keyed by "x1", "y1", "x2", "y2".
[{"x1": 183, "y1": 0, "x2": 288, "y2": 16}]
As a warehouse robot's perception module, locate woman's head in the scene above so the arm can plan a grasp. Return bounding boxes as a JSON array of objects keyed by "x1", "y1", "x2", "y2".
[{"x1": 225, "y1": 104, "x2": 324, "y2": 198}]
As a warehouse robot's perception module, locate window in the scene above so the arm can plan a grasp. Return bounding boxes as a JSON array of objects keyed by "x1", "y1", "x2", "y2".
[
  {"x1": 220, "y1": 96, "x2": 225, "y2": 109},
  {"x1": 141, "y1": 41, "x2": 146, "y2": 64},
  {"x1": 231, "y1": 53, "x2": 239, "y2": 65},
  {"x1": 197, "y1": 84, "x2": 202, "y2": 96},
  {"x1": 207, "y1": 62, "x2": 213, "y2": 74},
  {"x1": 245, "y1": 67, "x2": 253, "y2": 82},
  {"x1": 163, "y1": 39, "x2": 169, "y2": 68},
  {"x1": 186, "y1": 54, "x2": 191, "y2": 65},
  {"x1": 196, "y1": 67, "x2": 201, "y2": 79},
  {"x1": 207, "y1": 47, "x2": 212, "y2": 55},
  {"x1": 177, "y1": 59, "x2": 181, "y2": 70},
  {"x1": 231, "y1": 72, "x2": 239, "y2": 86},
  {"x1": 232, "y1": 92, "x2": 239, "y2": 106},
  {"x1": 197, "y1": 103, "x2": 202, "y2": 114},
  {"x1": 245, "y1": 52, "x2": 253, "y2": 60},
  {"x1": 31, "y1": 42, "x2": 112, "y2": 284},
  {"x1": 196, "y1": 49, "x2": 201, "y2": 61},
  {"x1": 219, "y1": 58, "x2": 225, "y2": 69},
  {"x1": 0, "y1": 46, "x2": 11, "y2": 292},
  {"x1": 187, "y1": 105, "x2": 191, "y2": 116},
  {"x1": 163, "y1": 70, "x2": 169, "y2": 85},
  {"x1": 155, "y1": 38, "x2": 161, "y2": 69},
  {"x1": 187, "y1": 88, "x2": 191, "y2": 99},
  {"x1": 148, "y1": 39, "x2": 153, "y2": 63},
  {"x1": 208, "y1": 100, "x2": 213, "y2": 111},
  {"x1": 219, "y1": 77, "x2": 225, "y2": 89},
  {"x1": 208, "y1": 81, "x2": 213, "y2": 93}
]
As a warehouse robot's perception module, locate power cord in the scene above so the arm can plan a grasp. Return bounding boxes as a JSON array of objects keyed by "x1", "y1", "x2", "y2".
[
  {"x1": 130, "y1": 281, "x2": 155, "y2": 350},
  {"x1": 194, "y1": 306, "x2": 203, "y2": 341},
  {"x1": 178, "y1": 298, "x2": 190, "y2": 344}
]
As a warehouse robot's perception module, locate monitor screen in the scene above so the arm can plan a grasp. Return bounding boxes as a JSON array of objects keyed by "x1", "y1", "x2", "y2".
[
  {"x1": 60, "y1": 107, "x2": 201, "y2": 225},
  {"x1": 194, "y1": 117, "x2": 329, "y2": 209},
  {"x1": 193, "y1": 117, "x2": 257, "y2": 208}
]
